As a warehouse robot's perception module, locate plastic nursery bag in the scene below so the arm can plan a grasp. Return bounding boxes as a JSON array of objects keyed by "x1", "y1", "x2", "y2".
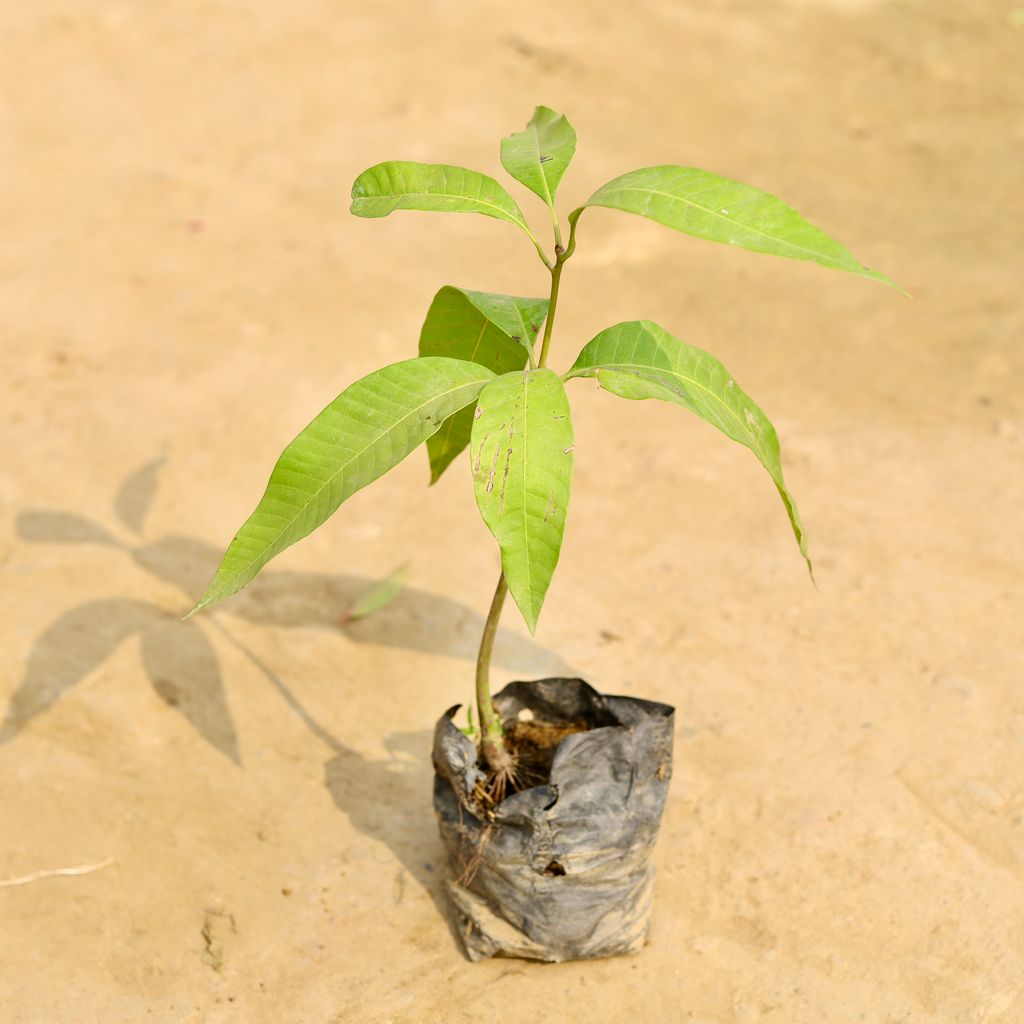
[{"x1": 433, "y1": 678, "x2": 674, "y2": 962}]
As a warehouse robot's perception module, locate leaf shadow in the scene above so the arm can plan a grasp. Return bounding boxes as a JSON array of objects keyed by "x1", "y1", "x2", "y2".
[
  {"x1": 17, "y1": 510, "x2": 120, "y2": 547},
  {"x1": 114, "y1": 455, "x2": 166, "y2": 535},
  {"x1": 0, "y1": 598, "x2": 239, "y2": 762}
]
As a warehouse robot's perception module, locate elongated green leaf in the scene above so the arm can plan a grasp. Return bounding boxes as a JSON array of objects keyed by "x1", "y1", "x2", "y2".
[
  {"x1": 500, "y1": 106, "x2": 577, "y2": 208},
  {"x1": 190, "y1": 358, "x2": 495, "y2": 615},
  {"x1": 471, "y1": 369, "x2": 574, "y2": 633},
  {"x1": 566, "y1": 320, "x2": 811, "y2": 574},
  {"x1": 419, "y1": 286, "x2": 549, "y2": 482},
  {"x1": 351, "y1": 161, "x2": 530, "y2": 233},
  {"x1": 570, "y1": 166, "x2": 898, "y2": 288},
  {"x1": 340, "y1": 563, "x2": 409, "y2": 624}
]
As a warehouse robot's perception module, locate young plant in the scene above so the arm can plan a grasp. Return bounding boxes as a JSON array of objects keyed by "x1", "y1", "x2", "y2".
[{"x1": 190, "y1": 106, "x2": 895, "y2": 774}]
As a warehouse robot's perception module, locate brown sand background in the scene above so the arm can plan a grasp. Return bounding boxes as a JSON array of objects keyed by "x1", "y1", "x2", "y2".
[{"x1": 2, "y1": 1, "x2": 1023, "y2": 1021}]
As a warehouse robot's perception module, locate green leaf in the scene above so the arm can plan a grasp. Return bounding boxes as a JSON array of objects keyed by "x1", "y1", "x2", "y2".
[
  {"x1": 500, "y1": 106, "x2": 577, "y2": 209},
  {"x1": 340, "y1": 563, "x2": 410, "y2": 624},
  {"x1": 419, "y1": 286, "x2": 549, "y2": 483},
  {"x1": 351, "y1": 161, "x2": 530, "y2": 232},
  {"x1": 471, "y1": 369, "x2": 574, "y2": 633},
  {"x1": 566, "y1": 320, "x2": 811, "y2": 574},
  {"x1": 570, "y1": 166, "x2": 898, "y2": 288},
  {"x1": 190, "y1": 358, "x2": 495, "y2": 615}
]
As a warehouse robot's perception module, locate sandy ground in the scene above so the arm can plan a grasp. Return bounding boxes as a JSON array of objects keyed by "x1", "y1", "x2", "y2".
[{"x1": 2, "y1": 0, "x2": 1023, "y2": 1020}]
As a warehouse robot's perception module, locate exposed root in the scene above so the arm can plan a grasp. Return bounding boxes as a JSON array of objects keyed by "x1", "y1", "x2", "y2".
[
  {"x1": 472, "y1": 716, "x2": 589, "y2": 814},
  {"x1": 482, "y1": 759, "x2": 520, "y2": 806},
  {"x1": 451, "y1": 714, "x2": 593, "y2": 889},
  {"x1": 456, "y1": 823, "x2": 493, "y2": 887}
]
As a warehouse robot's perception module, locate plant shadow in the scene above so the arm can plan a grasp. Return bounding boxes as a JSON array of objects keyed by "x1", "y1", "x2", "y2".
[
  {"x1": 203, "y1": 609, "x2": 466, "y2": 944},
  {"x1": 324, "y1": 735, "x2": 462, "y2": 946},
  {"x1": 4, "y1": 460, "x2": 573, "y2": 768}
]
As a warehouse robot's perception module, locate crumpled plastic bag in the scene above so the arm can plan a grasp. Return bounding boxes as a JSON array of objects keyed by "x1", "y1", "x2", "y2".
[{"x1": 433, "y1": 678, "x2": 674, "y2": 962}]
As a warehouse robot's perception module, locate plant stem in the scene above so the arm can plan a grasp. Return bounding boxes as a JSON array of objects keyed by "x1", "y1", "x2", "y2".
[
  {"x1": 476, "y1": 572, "x2": 510, "y2": 767},
  {"x1": 538, "y1": 257, "x2": 564, "y2": 369},
  {"x1": 475, "y1": 234, "x2": 572, "y2": 770}
]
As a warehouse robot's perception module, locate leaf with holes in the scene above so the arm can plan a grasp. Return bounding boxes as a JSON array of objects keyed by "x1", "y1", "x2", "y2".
[
  {"x1": 190, "y1": 358, "x2": 496, "y2": 615},
  {"x1": 471, "y1": 369, "x2": 574, "y2": 633},
  {"x1": 567, "y1": 320, "x2": 811, "y2": 574},
  {"x1": 570, "y1": 165, "x2": 899, "y2": 288},
  {"x1": 419, "y1": 286, "x2": 549, "y2": 482},
  {"x1": 501, "y1": 106, "x2": 577, "y2": 209}
]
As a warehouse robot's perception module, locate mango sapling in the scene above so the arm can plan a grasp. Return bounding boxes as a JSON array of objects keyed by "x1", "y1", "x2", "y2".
[{"x1": 190, "y1": 106, "x2": 896, "y2": 960}]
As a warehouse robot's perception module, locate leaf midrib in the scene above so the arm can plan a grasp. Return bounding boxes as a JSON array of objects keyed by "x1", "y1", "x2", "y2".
[
  {"x1": 354, "y1": 188, "x2": 527, "y2": 230},
  {"x1": 212, "y1": 375, "x2": 485, "y2": 596},
  {"x1": 516, "y1": 125, "x2": 554, "y2": 209},
  {"x1": 588, "y1": 182, "x2": 850, "y2": 269},
  {"x1": 519, "y1": 371, "x2": 534, "y2": 624}
]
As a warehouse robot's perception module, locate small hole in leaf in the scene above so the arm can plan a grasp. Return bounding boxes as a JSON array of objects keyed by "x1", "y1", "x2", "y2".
[{"x1": 543, "y1": 860, "x2": 566, "y2": 877}]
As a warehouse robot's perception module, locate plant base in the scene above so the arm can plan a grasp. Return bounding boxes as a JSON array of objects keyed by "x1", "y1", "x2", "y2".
[{"x1": 432, "y1": 678, "x2": 675, "y2": 962}]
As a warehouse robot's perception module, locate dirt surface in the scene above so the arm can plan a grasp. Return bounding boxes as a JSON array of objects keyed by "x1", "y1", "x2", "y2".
[{"x1": 2, "y1": 1, "x2": 1022, "y2": 1021}]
